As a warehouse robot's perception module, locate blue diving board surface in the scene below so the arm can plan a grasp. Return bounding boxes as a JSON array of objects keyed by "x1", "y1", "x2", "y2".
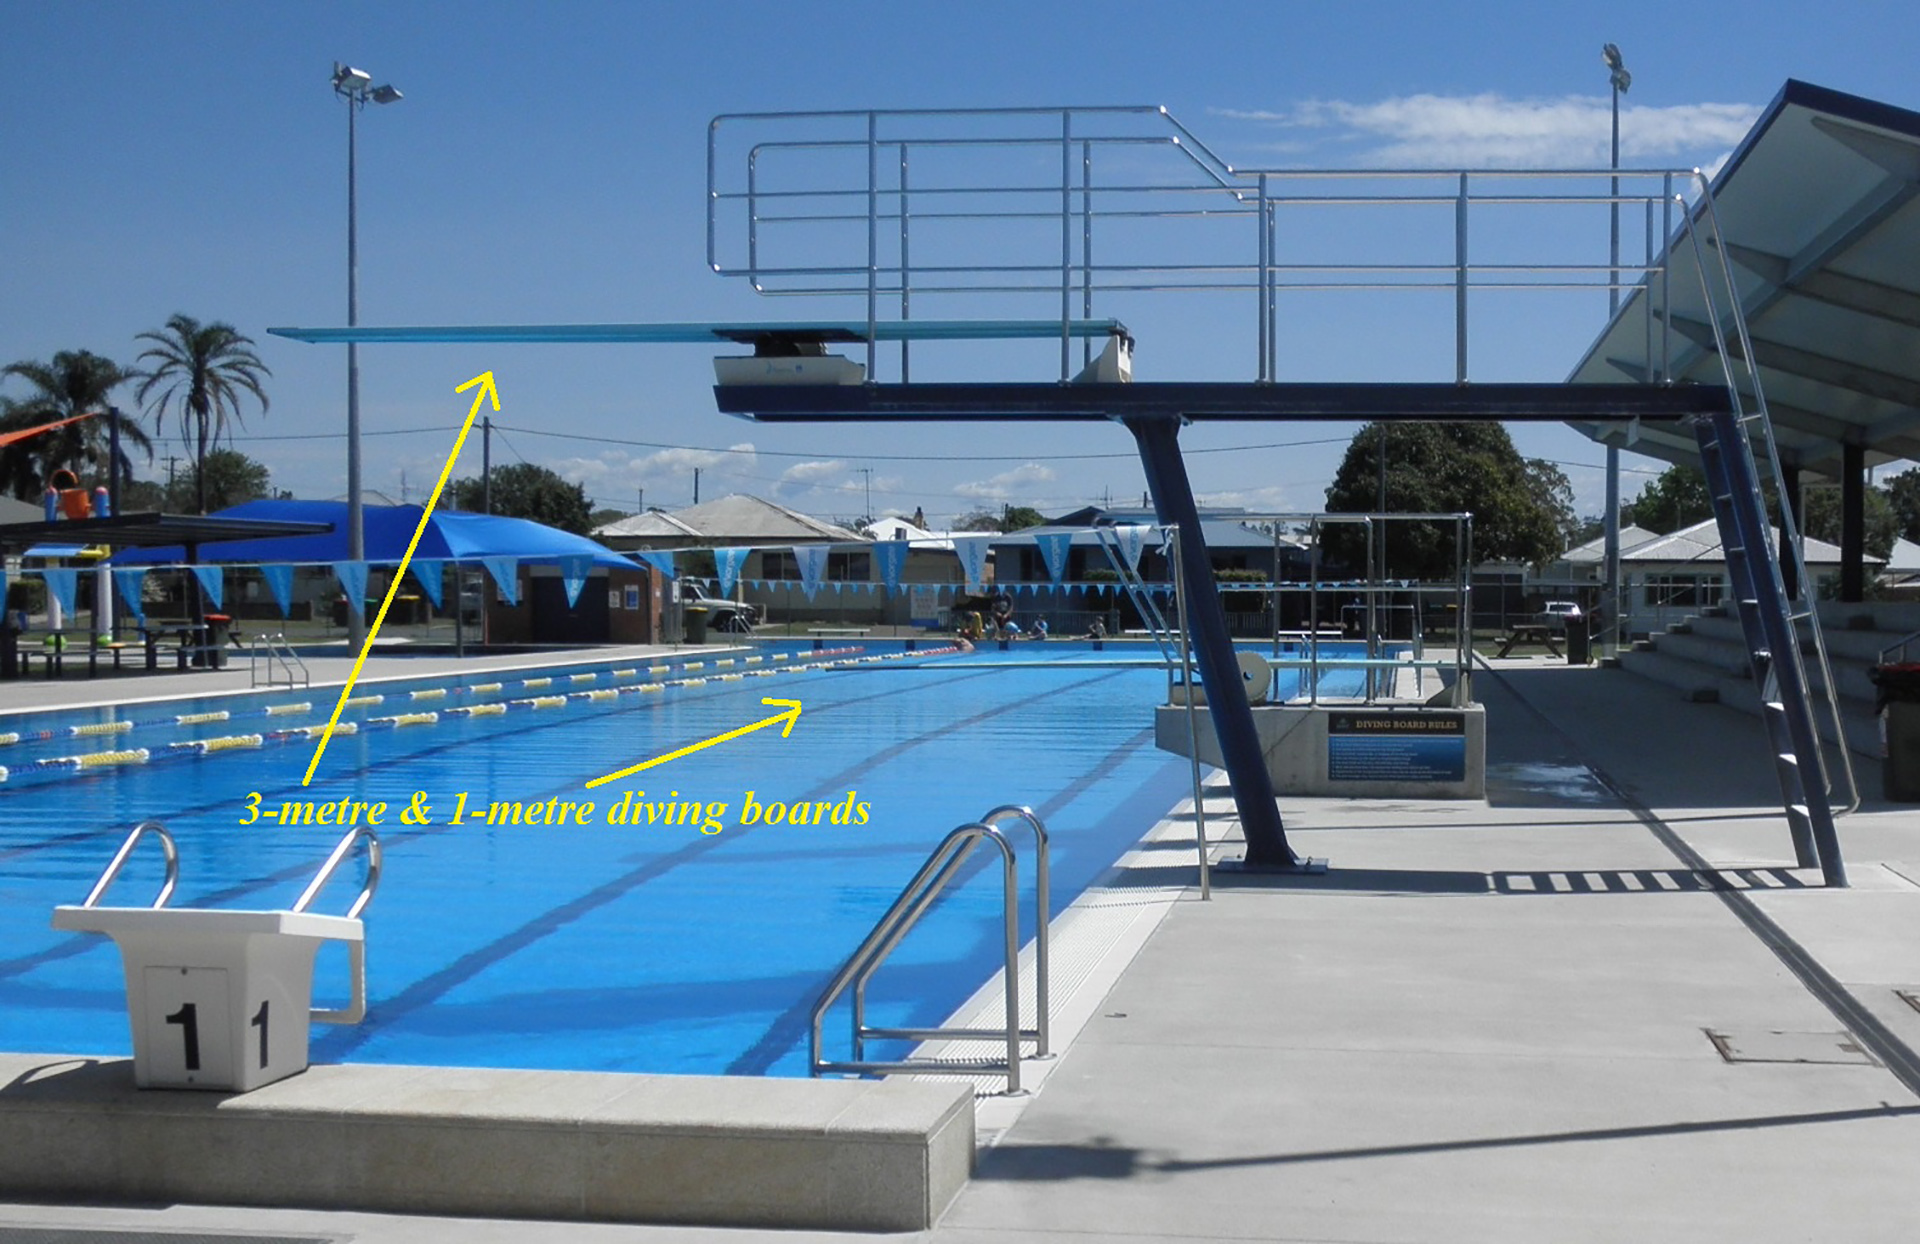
[
  {"x1": 712, "y1": 380, "x2": 1734, "y2": 423},
  {"x1": 267, "y1": 319, "x2": 1130, "y2": 347}
]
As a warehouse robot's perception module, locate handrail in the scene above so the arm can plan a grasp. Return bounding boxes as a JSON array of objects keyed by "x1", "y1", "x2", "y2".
[
  {"x1": 251, "y1": 632, "x2": 311, "y2": 689},
  {"x1": 1880, "y1": 629, "x2": 1920, "y2": 667},
  {"x1": 292, "y1": 825, "x2": 382, "y2": 921},
  {"x1": 79, "y1": 821, "x2": 178, "y2": 909},
  {"x1": 810, "y1": 808, "x2": 1051, "y2": 1093}
]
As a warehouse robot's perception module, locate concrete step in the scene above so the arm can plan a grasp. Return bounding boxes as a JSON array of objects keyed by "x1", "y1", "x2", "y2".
[
  {"x1": 1646, "y1": 629, "x2": 1752, "y2": 678},
  {"x1": 1616, "y1": 649, "x2": 1722, "y2": 701}
]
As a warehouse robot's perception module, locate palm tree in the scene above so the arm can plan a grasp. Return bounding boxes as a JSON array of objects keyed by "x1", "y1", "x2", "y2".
[
  {"x1": 134, "y1": 314, "x2": 271, "y2": 514},
  {"x1": 0, "y1": 350, "x2": 154, "y2": 502}
]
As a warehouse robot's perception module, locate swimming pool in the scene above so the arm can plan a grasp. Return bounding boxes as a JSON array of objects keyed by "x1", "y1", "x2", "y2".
[{"x1": 0, "y1": 640, "x2": 1373, "y2": 1076}]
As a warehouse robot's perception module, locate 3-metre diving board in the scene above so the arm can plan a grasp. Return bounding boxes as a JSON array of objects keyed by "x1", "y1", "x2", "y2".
[{"x1": 267, "y1": 318, "x2": 1130, "y2": 351}]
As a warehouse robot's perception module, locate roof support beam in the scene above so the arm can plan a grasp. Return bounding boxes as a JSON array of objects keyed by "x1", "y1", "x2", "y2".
[
  {"x1": 1667, "y1": 314, "x2": 1920, "y2": 410},
  {"x1": 1721, "y1": 242, "x2": 1920, "y2": 331}
]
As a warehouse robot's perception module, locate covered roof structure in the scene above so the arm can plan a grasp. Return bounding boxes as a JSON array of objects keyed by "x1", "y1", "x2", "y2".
[
  {"x1": 1569, "y1": 80, "x2": 1920, "y2": 478},
  {"x1": 105, "y1": 500, "x2": 630, "y2": 569}
]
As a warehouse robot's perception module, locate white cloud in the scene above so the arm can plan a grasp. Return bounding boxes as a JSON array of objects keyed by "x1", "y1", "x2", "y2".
[
  {"x1": 777, "y1": 459, "x2": 846, "y2": 488},
  {"x1": 1215, "y1": 94, "x2": 1759, "y2": 169},
  {"x1": 541, "y1": 441, "x2": 758, "y2": 507},
  {"x1": 954, "y1": 462, "x2": 1056, "y2": 501}
]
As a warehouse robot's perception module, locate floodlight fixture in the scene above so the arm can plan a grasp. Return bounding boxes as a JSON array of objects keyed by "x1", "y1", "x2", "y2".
[
  {"x1": 371, "y1": 84, "x2": 403, "y2": 105},
  {"x1": 332, "y1": 63, "x2": 371, "y2": 94}
]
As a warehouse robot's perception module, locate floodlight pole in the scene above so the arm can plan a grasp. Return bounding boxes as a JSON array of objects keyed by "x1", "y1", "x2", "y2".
[
  {"x1": 1603, "y1": 44, "x2": 1630, "y2": 659},
  {"x1": 334, "y1": 62, "x2": 402, "y2": 649}
]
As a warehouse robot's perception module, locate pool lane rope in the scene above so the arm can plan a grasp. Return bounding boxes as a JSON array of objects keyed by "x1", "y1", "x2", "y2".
[{"x1": 0, "y1": 645, "x2": 963, "y2": 785}]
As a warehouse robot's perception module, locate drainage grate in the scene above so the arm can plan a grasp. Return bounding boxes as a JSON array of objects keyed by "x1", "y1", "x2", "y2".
[{"x1": 1705, "y1": 1028, "x2": 1880, "y2": 1066}]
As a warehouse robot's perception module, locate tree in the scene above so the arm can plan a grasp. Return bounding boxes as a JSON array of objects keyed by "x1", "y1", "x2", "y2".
[
  {"x1": 0, "y1": 350, "x2": 153, "y2": 500},
  {"x1": 953, "y1": 505, "x2": 1047, "y2": 533},
  {"x1": 1800, "y1": 486, "x2": 1900, "y2": 561},
  {"x1": 134, "y1": 314, "x2": 271, "y2": 514},
  {"x1": 1623, "y1": 464, "x2": 1712, "y2": 534},
  {"x1": 175, "y1": 449, "x2": 273, "y2": 513},
  {"x1": 1885, "y1": 467, "x2": 1920, "y2": 544},
  {"x1": 1322, "y1": 422, "x2": 1562, "y2": 577},
  {"x1": 1522, "y1": 459, "x2": 1579, "y2": 551},
  {"x1": 451, "y1": 463, "x2": 592, "y2": 534}
]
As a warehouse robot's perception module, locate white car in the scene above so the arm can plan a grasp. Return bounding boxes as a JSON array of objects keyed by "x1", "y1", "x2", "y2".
[{"x1": 1540, "y1": 601, "x2": 1583, "y2": 630}]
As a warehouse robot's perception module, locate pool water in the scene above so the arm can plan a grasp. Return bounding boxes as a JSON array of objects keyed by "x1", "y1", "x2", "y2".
[{"x1": 0, "y1": 640, "x2": 1375, "y2": 1076}]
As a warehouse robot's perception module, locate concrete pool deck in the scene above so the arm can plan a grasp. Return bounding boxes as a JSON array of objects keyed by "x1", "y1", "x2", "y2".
[{"x1": 5, "y1": 651, "x2": 1920, "y2": 1239}]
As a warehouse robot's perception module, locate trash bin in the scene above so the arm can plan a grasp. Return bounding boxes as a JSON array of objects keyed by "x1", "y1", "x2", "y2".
[
  {"x1": 203, "y1": 614, "x2": 232, "y2": 670},
  {"x1": 1870, "y1": 662, "x2": 1920, "y2": 802},
  {"x1": 682, "y1": 606, "x2": 710, "y2": 644},
  {"x1": 1565, "y1": 616, "x2": 1591, "y2": 665}
]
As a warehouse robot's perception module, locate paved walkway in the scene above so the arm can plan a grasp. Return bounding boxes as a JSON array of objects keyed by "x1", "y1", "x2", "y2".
[{"x1": 5, "y1": 656, "x2": 1918, "y2": 1241}]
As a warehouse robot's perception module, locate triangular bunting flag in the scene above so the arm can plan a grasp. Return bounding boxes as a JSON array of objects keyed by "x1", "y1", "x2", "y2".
[
  {"x1": 559, "y1": 555, "x2": 592, "y2": 608},
  {"x1": 190, "y1": 564, "x2": 224, "y2": 612},
  {"x1": 634, "y1": 550, "x2": 676, "y2": 579},
  {"x1": 873, "y1": 540, "x2": 908, "y2": 596},
  {"x1": 334, "y1": 561, "x2": 370, "y2": 616},
  {"x1": 481, "y1": 557, "x2": 520, "y2": 607},
  {"x1": 1114, "y1": 524, "x2": 1152, "y2": 573},
  {"x1": 951, "y1": 536, "x2": 992, "y2": 591},
  {"x1": 1032, "y1": 531, "x2": 1072, "y2": 583},
  {"x1": 260, "y1": 564, "x2": 295, "y2": 616},
  {"x1": 111, "y1": 568, "x2": 145, "y2": 622},
  {"x1": 410, "y1": 560, "x2": 444, "y2": 610},
  {"x1": 714, "y1": 547, "x2": 751, "y2": 598},
  {"x1": 792, "y1": 544, "x2": 829, "y2": 600},
  {"x1": 41, "y1": 568, "x2": 78, "y2": 619}
]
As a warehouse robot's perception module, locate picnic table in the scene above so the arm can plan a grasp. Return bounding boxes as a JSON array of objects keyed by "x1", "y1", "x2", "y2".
[{"x1": 1494, "y1": 623, "x2": 1562, "y2": 658}]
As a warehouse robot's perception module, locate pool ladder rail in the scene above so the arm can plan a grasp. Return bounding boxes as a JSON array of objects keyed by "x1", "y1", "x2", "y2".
[
  {"x1": 810, "y1": 805, "x2": 1050, "y2": 1094},
  {"x1": 70, "y1": 819, "x2": 381, "y2": 1024},
  {"x1": 250, "y1": 633, "x2": 311, "y2": 689}
]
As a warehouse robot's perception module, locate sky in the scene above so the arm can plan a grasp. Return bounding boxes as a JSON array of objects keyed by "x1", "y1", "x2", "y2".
[{"x1": 3, "y1": 0, "x2": 1916, "y2": 530}]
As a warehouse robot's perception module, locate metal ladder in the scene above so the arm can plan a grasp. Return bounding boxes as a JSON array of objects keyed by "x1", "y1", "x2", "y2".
[
  {"x1": 250, "y1": 633, "x2": 311, "y2": 688},
  {"x1": 810, "y1": 805, "x2": 1049, "y2": 1093},
  {"x1": 1695, "y1": 406, "x2": 1848, "y2": 887},
  {"x1": 1091, "y1": 524, "x2": 1177, "y2": 665}
]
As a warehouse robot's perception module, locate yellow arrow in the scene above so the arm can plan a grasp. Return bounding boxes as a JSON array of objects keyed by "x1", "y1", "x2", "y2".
[
  {"x1": 302, "y1": 371, "x2": 502, "y2": 786},
  {"x1": 585, "y1": 698, "x2": 802, "y2": 789}
]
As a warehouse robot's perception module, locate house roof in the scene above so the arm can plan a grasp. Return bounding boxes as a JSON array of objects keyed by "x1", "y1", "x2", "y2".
[
  {"x1": 1561, "y1": 525, "x2": 1662, "y2": 564},
  {"x1": 594, "y1": 494, "x2": 861, "y2": 546},
  {"x1": 1617, "y1": 517, "x2": 1855, "y2": 567},
  {"x1": 860, "y1": 517, "x2": 954, "y2": 550}
]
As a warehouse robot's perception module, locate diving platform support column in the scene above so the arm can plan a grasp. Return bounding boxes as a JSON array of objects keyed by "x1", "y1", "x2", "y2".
[{"x1": 1127, "y1": 415, "x2": 1299, "y2": 869}]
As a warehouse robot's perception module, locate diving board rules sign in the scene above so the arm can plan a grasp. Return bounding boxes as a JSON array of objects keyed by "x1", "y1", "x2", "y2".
[{"x1": 1327, "y1": 710, "x2": 1467, "y2": 783}]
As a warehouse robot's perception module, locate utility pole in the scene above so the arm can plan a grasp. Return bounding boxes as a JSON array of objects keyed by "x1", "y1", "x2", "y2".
[
  {"x1": 636, "y1": 486, "x2": 644, "y2": 515},
  {"x1": 693, "y1": 467, "x2": 701, "y2": 505},
  {"x1": 857, "y1": 467, "x2": 873, "y2": 524},
  {"x1": 481, "y1": 416, "x2": 492, "y2": 515},
  {"x1": 1602, "y1": 42, "x2": 1632, "y2": 659}
]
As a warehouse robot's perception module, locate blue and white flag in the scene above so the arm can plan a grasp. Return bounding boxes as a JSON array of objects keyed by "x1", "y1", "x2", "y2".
[
  {"x1": 714, "y1": 546, "x2": 750, "y2": 597},
  {"x1": 42, "y1": 567, "x2": 78, "y2": 619},
  {"x1": 791, "y1": 544, "x2": 830, "y2": 600},
  {"x1": 112, "y1": 568, "x2": 146, "y2": 622},
  {"x1": 409, "y1": 560, "x2": 444, "y2": 610},
  {"x1": 480, "y1": 557, "x2": 520, "y2": 607},
  {"x1": 951, "y1": 536, "x2": 992, "y2": 591},
  {"x1": 634, "y1": 550, "x2": 676, "y2": 579},
  {"x1": 190, "y1": 564, "x2": 224, "y2": 611},
  {"x1": 1113, "y1": 524, "x2": 1152, "y2": 574},
  {"x1": 334, "y1": 561, "x2": 370, "y2": 616},
  {"x1": 260, "y1": 564, "x2": 295, "y2": 617},
  {"x1": 559, "y1": 555, "x2": 592, "y2": 608},
  {"x1": 872, "y1": 540, "x2": 908, "y2": 595},
  {"x1": 1031, "y1": 531, "x2": 1072, "y2": 584}
]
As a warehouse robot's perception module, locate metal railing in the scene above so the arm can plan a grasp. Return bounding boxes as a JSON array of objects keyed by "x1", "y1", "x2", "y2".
[
  {"x1": 250, "y1": 633, "x2": 310, "y2": 689},
  {"x1": 709, "y1": 105, "x2": 1702, "y2": 385},
  {"x1": 79, "y1": 821, "x2": 178, "y2": 909},
  {"x1": 810, "y1": 805, "x2": 1049, "y2": 1093}
]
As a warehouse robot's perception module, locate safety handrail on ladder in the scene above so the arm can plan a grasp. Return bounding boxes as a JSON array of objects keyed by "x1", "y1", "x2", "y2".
[
  {"x1": 250, "y1": 632, "x2": 311, "y2": 689},
  {"x1": 1091, "y1": 525, "x2": 1178, "y2": 668},
  {"x1": 810, "y1": 805, "x2": 1049, "y2": 1094}
]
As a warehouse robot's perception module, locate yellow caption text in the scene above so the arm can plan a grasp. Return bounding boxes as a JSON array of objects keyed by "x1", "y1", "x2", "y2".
[{"x1": 239, "y1": 789, "x2": 871, "y2": 836}]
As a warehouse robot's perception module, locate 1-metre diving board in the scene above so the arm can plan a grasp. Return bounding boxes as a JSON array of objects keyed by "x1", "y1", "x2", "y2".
[{"x1": 268, "y1": 318, "x2": 1130, "y2": 351}]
